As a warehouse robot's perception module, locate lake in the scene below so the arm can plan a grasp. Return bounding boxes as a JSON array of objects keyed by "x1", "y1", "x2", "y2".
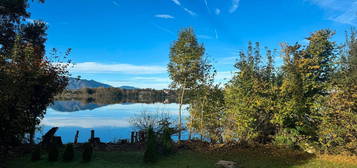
[{"x1": 36, "y1": 100, "x2": 188, "y2": 143}]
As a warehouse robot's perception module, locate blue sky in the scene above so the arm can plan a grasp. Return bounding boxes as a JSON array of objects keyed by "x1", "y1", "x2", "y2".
[{"x1": 28, "y1": 0, "x2": 356, "y2": 89}]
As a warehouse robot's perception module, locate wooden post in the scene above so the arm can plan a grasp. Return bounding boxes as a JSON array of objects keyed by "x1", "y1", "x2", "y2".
[
  {"x1": 131, "y1": 132, "x2": 134, "y2": 144},
  {"x1": 134, "y1": 132, "x2": 138, "y2": 143},
  {"x1": 90, "y1": 130, "x2": 95, "y2": 143},
  {"x1": 74, "y1": 130, "x2": 79, "y2": 144}
]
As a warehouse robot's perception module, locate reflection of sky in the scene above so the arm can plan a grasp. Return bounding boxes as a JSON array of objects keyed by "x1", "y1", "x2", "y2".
[{"x1": 37, "y1": 102, "x2": 187, "y2": 143}]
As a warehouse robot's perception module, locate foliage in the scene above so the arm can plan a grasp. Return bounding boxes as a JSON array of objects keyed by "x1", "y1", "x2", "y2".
[
  {"x1": 317, "y1": 29, "x2": 357, "y2": 154},
  {"x1": 82, "y1": 143, "x2": 93, "y2": 162},
  {"x1": 63, "y1": 143, "x2": 74, "y2": 162},
  {"x1": 168, "y1": 28, "x2": 205, "y2": 140},
  {"x1": 47, "y1": 143, "x2": 59, "y2": 162},
  {"x1": 130, "y1": 110, "x2": 177, "y2": 132},
  {"x1": 224, "y1": 42, "x2": 278, "y2": 143},
  {"x1": 0, "y1": 0, "x2": 70, "y2": 155},
  {"x1": 143, "y1": 126, "x2": 158, "y2": 163},
  {"x1": 161, "y1": 122, "x2": 174, "y2": 155},
  {"x1": 274, "y1": 30, "x2": 336, "y2": 150}
]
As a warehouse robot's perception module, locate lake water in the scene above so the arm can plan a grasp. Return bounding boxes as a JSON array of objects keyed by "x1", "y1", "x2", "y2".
[{"x1": 36, "y1": 100, "x2": 188, "y2": 143}]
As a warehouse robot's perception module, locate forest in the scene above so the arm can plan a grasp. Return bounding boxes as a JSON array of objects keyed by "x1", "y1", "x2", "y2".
[{"x1": 170, "y1": 28, "x2": 356, "y2": 155}]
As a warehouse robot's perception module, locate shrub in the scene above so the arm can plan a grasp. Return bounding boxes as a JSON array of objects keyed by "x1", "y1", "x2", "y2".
[
  {"x1": 63, "y1": 143, "x2": 74, "y2": 162},
  {"x1": 48, "y1": 143, "x2": 59, "y2": 162},
  {"x1": 161, "y1": 126, "x2": 173, "y2": 155},
  {"x1": 144, "y1": 126, "x2": 158, "y2": 163},
  {"x1": 31, "y1": 146, "x2": 41, "y2": 161},
  {"x1": 82, "y1": 143, "x2": 93, "y2": 162}
]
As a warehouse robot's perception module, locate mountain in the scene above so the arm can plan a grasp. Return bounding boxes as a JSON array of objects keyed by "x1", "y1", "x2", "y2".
[
  {"x1": 66, "y1": 78, "x2": 112, "y2": 90},
  {"x1": 118, "y1": 86, "x2": 137, "y2": 90}
]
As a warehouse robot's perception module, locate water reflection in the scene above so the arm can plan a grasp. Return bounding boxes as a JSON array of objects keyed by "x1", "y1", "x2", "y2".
[
  {"x1": 37, "y1": 101, "x2": 187, "y2": 143},
  {"x1": 50, "y1": 100, "x2": 107, "y2": 112}
]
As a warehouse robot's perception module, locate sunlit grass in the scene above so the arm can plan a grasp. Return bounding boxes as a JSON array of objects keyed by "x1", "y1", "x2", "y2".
[{"x1": 6, "y1": 146, "x2": 357, "y2": 168}]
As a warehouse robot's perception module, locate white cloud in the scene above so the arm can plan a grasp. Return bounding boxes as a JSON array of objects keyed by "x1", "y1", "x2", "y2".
[
  {"x1": 155, "y1": 14, "x2": 174, "y2": 19},
  {"x1": 215, "y1": 8, "x2": 221, "y2": 15},
  {"x1": 215, "y1": 29, "x2": 219, "y2": 39},
  {"x1": 183, "y1": 7, "x2": 197, "y2": 16},
  {"x1": 170, "y1": 0, "x2": 197, "y2": 16},
  {"x1": 229, "y1": 0, "x2": 240, "y2": 13},
  {"x1": 70, "y1": 62, "x2": 166, "y2": 74},
  {"x1": 307, "y1": 0, "x2": 357, "y2": 26},
  {"x1": 216, "y1": 71, "x2": 234, "y2": 83},
  {"x1": 132, "y1": 77, "x2": 169, "y2": 82},
  {"x1": 171, "y1": 0, "x2": 181, "y2": 6},
  {"x1": 25, "y1": 18, "x2": 49, "y2": 25},
  {"x1": 112, "y1": 1, "x2": 119, "y2": 7},
  {"x1": 100, "y1": 76, "x2": 171, "y2": 89},
  {"x1": 104, "y1": 80, "x2": 169, "y2": 89},
  {"x1": 203, "y1": 0, "x2": 210, "y2": 12}
]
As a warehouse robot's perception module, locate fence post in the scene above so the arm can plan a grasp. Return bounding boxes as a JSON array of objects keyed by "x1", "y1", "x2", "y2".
[{"x1": 74, "y1": 130, "x2": 79, "y2": 144}]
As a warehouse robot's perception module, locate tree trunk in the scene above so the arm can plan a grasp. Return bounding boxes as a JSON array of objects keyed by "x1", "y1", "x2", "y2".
[{"x1": 178, "y1": 84, "x2": 186, "y2": 141}]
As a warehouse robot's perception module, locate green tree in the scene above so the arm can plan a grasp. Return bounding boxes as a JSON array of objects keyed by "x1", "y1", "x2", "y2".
[
  {"x1": 224, "y1": 42, "x2": 278, "y2": 143},
  {"x1": 274, "y1": 30, "x2": 336, "y2": 149},
  {"x1": 144, "y1": 126, "x2": 158, "y2": 163},
  {"x1": 187, "y1": 57, "x2": 225, "y2": 142},
  {"x1": 317, "y1": 29, "x2": 357, "y2": 154},
  {"x1": 0, "y1": 0, "x2": 70, "y2": 156},
  {"x1": 168, "y1": 28, "x2": 205, "y2": 140}
]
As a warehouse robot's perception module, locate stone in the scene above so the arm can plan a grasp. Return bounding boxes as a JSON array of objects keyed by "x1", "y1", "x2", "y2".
[{"x1": 215, "y1": 160, "x2": 238, "y2": 168}]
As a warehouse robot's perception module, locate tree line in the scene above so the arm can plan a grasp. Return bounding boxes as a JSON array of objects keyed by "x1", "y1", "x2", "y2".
[
  {"x1": 168, "y1": 28, "x2": 356, "y2": 155},
  {"x1": 56, "y1": 87, "x2": 177, "y2": 104}
]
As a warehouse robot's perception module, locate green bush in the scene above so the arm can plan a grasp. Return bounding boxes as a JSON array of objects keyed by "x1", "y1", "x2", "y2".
[
  {"x1": 144, "y1": 126, "x2": 158, "y2": 163},
  {"x1": 31, "y1": 146, "x2": 41, "y2": 161},
  {"x1": 63, "y1": 143, "x2": 74, "y2": 162},
  {"x1": 161, "y1": 126, "x2": 173, "y2": 155},
  {"x1": 82, "y1": 143, "x2": 93, "y2": 162},
  {"x1": 48, "y1": 143, "x2": 59, "y2": 162}
]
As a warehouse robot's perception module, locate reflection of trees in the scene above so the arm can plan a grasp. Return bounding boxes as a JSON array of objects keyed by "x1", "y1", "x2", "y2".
[{"x1": 55, "y1": 87, "x2": 177, "y2": 104}]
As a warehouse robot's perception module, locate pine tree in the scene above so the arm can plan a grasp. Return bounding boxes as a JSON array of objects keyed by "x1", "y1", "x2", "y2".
[{"x1": 144, "y1": 126, "x2": 158, "y2": 163}]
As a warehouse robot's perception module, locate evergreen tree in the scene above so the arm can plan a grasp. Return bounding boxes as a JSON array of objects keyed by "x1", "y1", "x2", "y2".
[{"x1": 144, "y1": 126, "x2": 158, "y2": 163}]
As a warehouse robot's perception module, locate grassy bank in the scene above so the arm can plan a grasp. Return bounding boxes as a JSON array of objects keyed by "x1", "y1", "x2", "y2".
[{"x1": 6, "y1": 145, "x2": 357, "y2": 168}]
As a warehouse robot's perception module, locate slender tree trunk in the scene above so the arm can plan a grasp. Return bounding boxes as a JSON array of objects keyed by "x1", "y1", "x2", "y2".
[{"x1": 178, "y1": 84, "x2": 186, "y2": 141}]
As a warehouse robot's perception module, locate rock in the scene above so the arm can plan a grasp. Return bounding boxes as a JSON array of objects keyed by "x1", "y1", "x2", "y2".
[{"x1": 215, "y1": 160, "x2": 238, "y2": 168}]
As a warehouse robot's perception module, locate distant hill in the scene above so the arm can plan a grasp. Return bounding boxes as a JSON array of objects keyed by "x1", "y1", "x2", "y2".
[
  {"x1": 66, "y1": 78, "x2": 112, "y2": 90},
  {"x1": 118, "y1": 86, "x2": 137, "y2": 90},
  {"x1": 66, "y1": 78, "x2": 138, "y2": 90}
]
